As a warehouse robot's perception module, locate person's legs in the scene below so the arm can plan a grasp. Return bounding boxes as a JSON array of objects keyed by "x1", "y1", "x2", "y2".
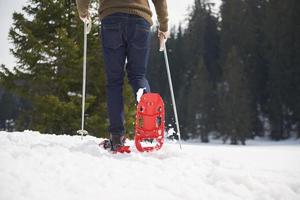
[
  {"x1": 126, "y1": 16, "x2": 151, "y2": 98},
  {"x1": 100, "y1": 14, "x2": 152, "y2": 150},
  {"x1": 101, "y1": 15, "x2": 126, "y2": 136}
]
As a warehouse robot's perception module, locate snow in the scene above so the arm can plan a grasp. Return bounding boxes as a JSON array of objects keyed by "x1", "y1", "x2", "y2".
[
  {"x1": 0, "y1": 131, "x2": 300, "y2": 200},
  {"x1": 136, "y1": 87, "x2": 146, "y2": 102}
]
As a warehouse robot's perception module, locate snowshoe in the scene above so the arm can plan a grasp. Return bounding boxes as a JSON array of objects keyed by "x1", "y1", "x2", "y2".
[
  {"x1": 99, "y1": 135, "x2": 131, "y2": 154},
  {"x1": 134, "y1": 93, "x2": 165, "y2": 152}
]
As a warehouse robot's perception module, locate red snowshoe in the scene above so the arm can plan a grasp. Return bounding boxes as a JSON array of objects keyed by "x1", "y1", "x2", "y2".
[{"x1": 134, "y1": 93, "x2": 165, "y2": 152}]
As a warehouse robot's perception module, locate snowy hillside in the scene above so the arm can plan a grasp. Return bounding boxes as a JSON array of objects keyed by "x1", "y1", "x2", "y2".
[{"x1": 0, "y1": 131, "x2": 300, "y2": 200}]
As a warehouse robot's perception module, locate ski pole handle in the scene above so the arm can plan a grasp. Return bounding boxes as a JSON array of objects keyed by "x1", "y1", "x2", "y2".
[
  {"x1": 159, "y1": 38, "x2": 167, "y2": 51},
  {"x1": 158, "y1": 30, "x2": 168, "y2": 51}
]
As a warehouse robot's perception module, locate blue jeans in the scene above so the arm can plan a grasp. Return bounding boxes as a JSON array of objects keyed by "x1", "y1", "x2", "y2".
[{"x1": 101, "y1": 13, "x2": 151, "y2": 135}]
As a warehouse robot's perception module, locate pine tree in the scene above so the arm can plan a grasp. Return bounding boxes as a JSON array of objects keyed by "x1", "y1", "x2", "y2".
[
  {"x1": 262, "y1": 0, "x2": 300, "y2": 139},
  {"x1": 177, "y1": 0, "x2": 207, "y2": 138},
  {"x1": 0, "y1": 90, "x2": 18, "y2": 130},
  {"x1": 291, "y1": 0, "x2": 300, "y2": 137},
  {"x1": 187, "y1": 57, "x2": 213, "y2": 142},
  {"x1": 220, "y1": 47, "x2": 252, "y2": 145}
]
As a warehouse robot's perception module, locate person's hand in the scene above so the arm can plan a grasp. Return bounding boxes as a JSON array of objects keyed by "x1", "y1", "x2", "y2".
[
  {"x1": 80, "y1": 13, "x2": 92, "y2": 34},
  {"x1": 158, "y1": 30, "x2": 169, "y2": 51}
]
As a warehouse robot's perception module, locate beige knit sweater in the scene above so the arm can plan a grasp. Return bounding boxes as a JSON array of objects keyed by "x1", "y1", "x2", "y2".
[{"x1": 76, "y1": 0, "x2": 168, "y2": 32}]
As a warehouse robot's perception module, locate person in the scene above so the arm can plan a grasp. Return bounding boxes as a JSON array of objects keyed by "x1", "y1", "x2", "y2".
[{"x1": 76, "y1": 0, "x2": 169, "y2": 151}]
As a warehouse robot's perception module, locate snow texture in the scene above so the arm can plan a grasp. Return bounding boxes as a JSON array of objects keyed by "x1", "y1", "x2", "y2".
[
  {"x1": 0, "y1": 131, "x2": 300, "y2": 200},
  {"x1": 136, "y1": 87, "x2": 146, "y2": 103}
]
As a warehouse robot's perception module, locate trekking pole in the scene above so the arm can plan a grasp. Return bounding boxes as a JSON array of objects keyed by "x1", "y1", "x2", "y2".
[
  {"x1": 77, "y1": 21, "x2": 89, "y2": 140},
  {"x1": 162, "y1": 43, "x2": 182, "y2": 150}
]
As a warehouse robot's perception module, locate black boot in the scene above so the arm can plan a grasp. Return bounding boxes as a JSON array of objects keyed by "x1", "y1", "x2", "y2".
[
  {"x1": 110, "y1": 135, "x2": 126, "y2": 151},
  {"x1": 100, "y1": 135, "x2": 126, "y2": 151}
]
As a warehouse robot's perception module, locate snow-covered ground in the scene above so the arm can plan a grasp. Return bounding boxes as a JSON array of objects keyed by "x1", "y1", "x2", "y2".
[{"x1": 0, "y1": 131, "x2": 300, "y2": 200}]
